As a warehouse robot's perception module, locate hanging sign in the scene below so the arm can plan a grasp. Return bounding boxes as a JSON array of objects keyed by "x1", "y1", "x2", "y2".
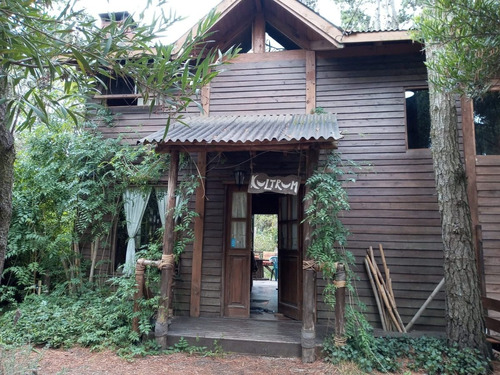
[{"x1": 248, "y1": 173, "x2": 300, "y2": 195}]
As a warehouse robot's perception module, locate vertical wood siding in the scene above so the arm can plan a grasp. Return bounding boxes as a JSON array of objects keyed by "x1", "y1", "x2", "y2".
[
  {"x1": 476, "y1": 155, "x2": 500, "y2": 302},
  {"x1": 316, "y1": 53, "x2": 446, "y2": 330}
]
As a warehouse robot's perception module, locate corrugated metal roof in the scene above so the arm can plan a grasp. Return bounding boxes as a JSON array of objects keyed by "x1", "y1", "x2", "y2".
[{"x1": 140, "y1": 114, "x2": 342, "y2": 149}]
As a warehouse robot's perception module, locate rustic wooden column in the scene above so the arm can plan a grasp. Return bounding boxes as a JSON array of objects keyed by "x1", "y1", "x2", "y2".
[
  {"x1": 461, "y1": 97, "x2": 483, "y2": 289},
  {"x1": 190, "y1": 151, "x2": 207, "y2": 317},
  {"x1": 155, "y1": 150, "x2": 179, "y2": 349},
  {"x1": 305, "y1": 50, "x2": 316, "y2": 114},
  {"x1": 334, "y1": 263, "x2": 346, "y2": 344},
  {"x1": 132, "y1": 261, "x2": 146, "y2": 334},
  {"x1": 252, "y1": 12, "x2": 265, "y2": 53},
  {"x1": 302, "y1": 146, "x2": 320, "y2": 363}
]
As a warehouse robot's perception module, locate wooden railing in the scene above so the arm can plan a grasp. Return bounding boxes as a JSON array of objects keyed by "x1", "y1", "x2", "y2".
[{"x1": 482, "y1": 296, "x2": 500, "y2": 343}]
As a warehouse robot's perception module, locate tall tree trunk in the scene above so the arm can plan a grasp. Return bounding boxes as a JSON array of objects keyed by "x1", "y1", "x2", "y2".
[
  {"x1": 427, "y1": 44, "x2": 489, "y2": 360},
  {"x1": 0, "y1": 69, "x2": 15, "y2": 283}
]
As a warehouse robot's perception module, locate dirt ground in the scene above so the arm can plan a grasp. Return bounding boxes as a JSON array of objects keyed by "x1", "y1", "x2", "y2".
[
  {"x1": 26, "y1": 347, "x2": 500, "y2": 374},
  {"x1": 35, "y1": 348, "x2": 345, "y2": 375}
]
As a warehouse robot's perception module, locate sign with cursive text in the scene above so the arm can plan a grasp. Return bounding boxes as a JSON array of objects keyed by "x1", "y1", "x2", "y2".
[{"x1": 248, "y1": 173, "x2": 300, "y2": 195}]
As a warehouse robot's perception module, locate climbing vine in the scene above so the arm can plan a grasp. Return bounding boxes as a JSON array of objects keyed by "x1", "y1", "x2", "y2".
[{"x1": 303, "y1": 151, "x2": 385, "y2": 370}]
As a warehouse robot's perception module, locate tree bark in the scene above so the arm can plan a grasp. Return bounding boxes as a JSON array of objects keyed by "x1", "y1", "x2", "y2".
[
  {"x1": 0, "y1": 69, "x2": 15, "y2": 283},
  {"x1": 426, "y1": 44, "x2": 489, "y2": 360}
]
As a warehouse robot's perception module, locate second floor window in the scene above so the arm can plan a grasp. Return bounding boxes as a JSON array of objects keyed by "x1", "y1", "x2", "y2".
[
  {"x1": 475, "y1": 91, "x2": 500, "y2": 155},
  {"x1": 406, "y1": 88, "x2": 431, "y2": 149}
]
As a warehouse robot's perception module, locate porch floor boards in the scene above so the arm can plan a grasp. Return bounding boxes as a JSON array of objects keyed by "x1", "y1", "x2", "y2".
[
  {"x1": 166, "y1": 316, "x2": 445, "y2": 358},
  {"x1": 167, "y1": 316, "x2": 331, "y2": 357}
]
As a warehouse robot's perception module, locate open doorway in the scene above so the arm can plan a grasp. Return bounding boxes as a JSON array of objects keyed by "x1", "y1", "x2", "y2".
[
  {"x1": 251, "y1": 213, "x2": 278, "y2": 320},
  {"x1": 224, "y1": 188, "x2": 302, "y2": 320}
]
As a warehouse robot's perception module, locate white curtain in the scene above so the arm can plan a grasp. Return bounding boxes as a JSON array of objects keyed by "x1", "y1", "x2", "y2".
[
  {"x1": 123, "y1": 187, "x2": 151, "y2": 275},
  {"x1": 155, "y1": 187, "x2": 167, "y2": 227}
]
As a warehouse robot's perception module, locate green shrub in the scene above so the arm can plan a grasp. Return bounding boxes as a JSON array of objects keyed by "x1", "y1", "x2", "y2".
[
  {"x1": 324, "y1": 335, "x2": 489, "y2": 374},
  {"x1": 0, "y1": 278, "x2": 158, "y2": 355}
]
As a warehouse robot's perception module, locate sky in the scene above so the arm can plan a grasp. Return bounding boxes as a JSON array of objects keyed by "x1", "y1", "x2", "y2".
[{"x1": 77, "y1": 0, "x2": 341, "y2": 44}]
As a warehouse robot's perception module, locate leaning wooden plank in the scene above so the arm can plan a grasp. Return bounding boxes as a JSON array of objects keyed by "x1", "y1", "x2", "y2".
[
  {"x1": 365, "y1": 254, "x2": 402, "y2": 332},
  {"x1": 365, "y1": 256, "x2": 387, "y2": 331},
  {"x1": 405, "y1": 277, "x2": 445, "y2": 332}
]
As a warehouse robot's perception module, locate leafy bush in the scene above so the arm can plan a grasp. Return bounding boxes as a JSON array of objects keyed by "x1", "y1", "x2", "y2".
[
  {"x1": 324, "y1": 335, "x2": 490, "y2": 374},
  {"x1": 0, "y1": 277, "x2": 158, "y2": 354}
]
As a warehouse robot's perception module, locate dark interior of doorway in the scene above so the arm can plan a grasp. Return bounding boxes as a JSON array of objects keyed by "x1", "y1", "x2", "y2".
[{"x1": 251, "y1": 193, "x2": 281, "y2": 321}]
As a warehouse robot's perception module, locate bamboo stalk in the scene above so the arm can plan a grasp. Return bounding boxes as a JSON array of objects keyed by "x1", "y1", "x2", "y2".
[
  {"x1": 368, "y1": 247, "x2": 406, "y2": 332},
  {"x1": 378, "y1": 244, "x2": 393, "y2": 298},
  {"x1": 365, "y1": 254, "x2": 402, "y2": 332},
  {"x1": 365, "y1": 256, "x2": 387, "y2": 331}
]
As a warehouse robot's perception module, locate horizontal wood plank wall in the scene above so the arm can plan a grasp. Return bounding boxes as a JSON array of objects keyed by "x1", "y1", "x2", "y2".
[
  {"x1": 210, "y1": 52, "x2": 307, "y2": 115},
  {"x1": 316, "y1": 53, "x2": 446, "y2": 330},
  {"x1": 476, "y1": 155, "x2": 500, "y2": 302},
  {"x1": 97, "y1": 101, "x2": 202, "y2": 144}
]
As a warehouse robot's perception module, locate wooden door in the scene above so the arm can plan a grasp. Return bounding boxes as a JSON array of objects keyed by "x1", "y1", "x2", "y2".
[
  {"x1": 278, "y1": 193, "x2": 302, "y2": 320},
  {"x1": 223, "y1": 186, "x2": 252, "y2": 317}
]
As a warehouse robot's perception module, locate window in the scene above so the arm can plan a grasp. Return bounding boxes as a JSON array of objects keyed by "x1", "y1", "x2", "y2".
[
  {"x1": 406, "y1": 88, "x2": 431, "y2": 149},
  {"x1": 474, "y1": 91, "x2": 500, "y2": 155}
]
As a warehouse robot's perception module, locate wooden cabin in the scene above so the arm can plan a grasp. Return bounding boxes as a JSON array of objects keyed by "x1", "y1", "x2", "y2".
[{"x1": 93, "y1": 0, "x2": 500, "y2": 357}]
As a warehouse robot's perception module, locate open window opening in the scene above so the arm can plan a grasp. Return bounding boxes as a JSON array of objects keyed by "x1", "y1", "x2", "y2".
[
  {"x1": 114, "y1": 189, "x2": 163, "y2": 272},
  {"x1": 474, "y1": 91, "x2": 500, "y2": 155},
  {"x1": 406, "y1": 88, "x2": 431, "y2": 149}
]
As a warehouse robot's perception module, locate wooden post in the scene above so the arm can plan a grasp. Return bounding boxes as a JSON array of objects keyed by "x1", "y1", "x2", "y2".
[
  {"x1": 252, "y1": 12, "x2": 265, "y2": 53},
  {"x1": 334, "y1": 263, "x2": 346, "y2": 344},
  {"x1": 155, "y1": 150, "x2": 179, "y2": 349},
  {"x1": 302, "y1": 146, "x2": 319, "y2": 363},
  {"x1": 132, "y1": 260, "x2": 146, "y2": 334},
  {"x1": 305, "y1": 50, "x2": 316, "y2": 114},
  {"x1": 190, "y1": 152, "x2": 207, "y2": 317},
  {"x1": 461, "y1": 98, "x2": 481, "y2": 275}
]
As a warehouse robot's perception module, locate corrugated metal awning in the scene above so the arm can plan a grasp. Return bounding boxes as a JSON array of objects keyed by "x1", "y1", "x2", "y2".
[{"x1": 140, "y1": 114, "x2": 342, "y2": 152}]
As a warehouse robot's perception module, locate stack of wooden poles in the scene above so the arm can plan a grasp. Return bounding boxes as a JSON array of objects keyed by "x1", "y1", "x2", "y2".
[{"x1": 364, "y1": 244, "x2": 406, "y2": 333}]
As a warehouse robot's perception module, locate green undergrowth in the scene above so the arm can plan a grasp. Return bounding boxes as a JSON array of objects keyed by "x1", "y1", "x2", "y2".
[
  {"x1": 0, "y1": 277, "x2": 159, "y2": 356},
  {"x1": 324, "y1": 335, "x2": 489, "y2": 374}
]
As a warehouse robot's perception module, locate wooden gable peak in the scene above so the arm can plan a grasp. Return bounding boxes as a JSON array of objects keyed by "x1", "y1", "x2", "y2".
[{"x1": 173, "y1": 0, "x2": 345, "y2": 54}]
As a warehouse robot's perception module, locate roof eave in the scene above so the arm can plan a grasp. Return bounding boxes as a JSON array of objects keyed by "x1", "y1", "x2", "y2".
[{"x1": 341, "y1": 30, "x2": 414, "y2": 44}]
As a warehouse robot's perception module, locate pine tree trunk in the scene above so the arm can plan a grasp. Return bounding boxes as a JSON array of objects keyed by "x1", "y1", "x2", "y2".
[
  {"x1": 426, "y1": 44, "x2": 489, "y2": 360},
  {"x1": 0, "y1": 69, "x2": 15, "y2": 283}
]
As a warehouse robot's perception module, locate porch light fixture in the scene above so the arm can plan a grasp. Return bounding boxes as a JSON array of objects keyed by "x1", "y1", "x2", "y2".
[{"x1": 234, "y1": 167, "x2": 246, "y2": 186}]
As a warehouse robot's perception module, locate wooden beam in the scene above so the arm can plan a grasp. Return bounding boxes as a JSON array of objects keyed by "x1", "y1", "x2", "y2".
[
  {"x1": 155, "y1": 150, "x2": 180, "y2": 349},
  {"x1": 201, "y1": 84, "x2": 210, "y2": 116},
  {"x1": 274, "y1": 0, "x2": 343, "y2": 48},
  {"x1": 265, "y1": 14, "x2": 311, "y2": 50},
  {"x1": 254, "y1": 0, "x2": 262, "y2": 12},
  {"x1": 341, "y1": 30, "x2": 412, "y2": 44},
  {"x1": 156, "y1": 140, "x2": 338, "y2": 154},
  {"x1": 302, "y1": 146, "x2": 320, "y2": 363},
  {"x1": 252, "y1": 12, "x2": 266, "y2": 53},
  {"x1": 190, "y1": 152, "x2": 207, "y2": 317},
  {"x1": 461, "y1": 98, "x2": 480, "y2": 270},
  {"x1": 229, "y1": 49, "x2": 306, "y2": 63},
  {"x1": 305, "y1": 50, "x2": 316, "y2": 114}
]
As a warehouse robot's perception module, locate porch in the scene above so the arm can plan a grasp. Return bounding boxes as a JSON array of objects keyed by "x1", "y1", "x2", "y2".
[
  {"x1": 166, "y1": 316, "x2": 329, "y2": 357},
  {"x1": 166, "y1": 316, "x2": 445, "y2": 358}
]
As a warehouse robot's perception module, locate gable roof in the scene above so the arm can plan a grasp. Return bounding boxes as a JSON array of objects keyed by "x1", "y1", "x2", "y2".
[
  {"x1": 173, "y1": 0, "x2": 412, "y2": 54},
  {"x1": 141, "y1": 114, "x2": 342, "y2": 152},
  {"x1": 173, "y1": 0, "x2": 345, "y2": 53}
]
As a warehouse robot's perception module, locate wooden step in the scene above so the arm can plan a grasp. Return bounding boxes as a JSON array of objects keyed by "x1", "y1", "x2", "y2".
[{"x1": 166, "y1": 316, "x2": 326, "y2": 357}]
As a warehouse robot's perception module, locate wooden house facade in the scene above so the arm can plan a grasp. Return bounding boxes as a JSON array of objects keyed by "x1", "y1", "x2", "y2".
[{"x1": 94, "y1": 0, "x2": 500, "y2": 352}]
